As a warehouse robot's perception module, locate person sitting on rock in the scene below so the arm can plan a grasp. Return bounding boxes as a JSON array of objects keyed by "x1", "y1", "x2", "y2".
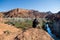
[{"x1": 32, "y1": 18, "x2": 39, "y2": 28}]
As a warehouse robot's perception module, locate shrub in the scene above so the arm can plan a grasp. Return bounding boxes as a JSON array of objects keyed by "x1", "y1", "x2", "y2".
[{"x1": 4, "y1": 30, "x2": 11, "y2": 35}]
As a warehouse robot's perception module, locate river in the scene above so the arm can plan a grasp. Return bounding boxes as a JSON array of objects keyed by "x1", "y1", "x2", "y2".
[{"x1": 46, "y1": 24, "x2": 60, "y2": 40}]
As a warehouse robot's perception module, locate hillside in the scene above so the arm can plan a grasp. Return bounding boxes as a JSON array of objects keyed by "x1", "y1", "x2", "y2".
[{"x1": 0, "y1": 23, "x2": 53, "y2": 40}]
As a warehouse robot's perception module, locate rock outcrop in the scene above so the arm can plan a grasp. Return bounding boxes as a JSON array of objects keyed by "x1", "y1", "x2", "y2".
[
  {"x1": 0, "y1": 12, "x2": 4, "y2": 18},
  {"x1": 18, "y1": 28, "x2": 53, "y2": 40}
]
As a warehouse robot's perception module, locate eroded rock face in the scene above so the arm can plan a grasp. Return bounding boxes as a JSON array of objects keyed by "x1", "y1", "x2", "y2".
[{"x1": 0, "y1": 23, "x2": 53, "y2": 40}]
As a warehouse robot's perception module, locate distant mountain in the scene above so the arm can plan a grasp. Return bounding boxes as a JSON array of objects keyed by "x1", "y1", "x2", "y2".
[
  {"x1": 0, "y1": 8, "x2": 55, "y2": 18},
  {"x1": 45, "y1": 11, "x2": 60, "y2": 20},
  {"x1": 0, "y1": 8, "x2": 49, "y2": 18},
  {"x1": 46, "y1": 11, "x2": 52, "y2": 14}
]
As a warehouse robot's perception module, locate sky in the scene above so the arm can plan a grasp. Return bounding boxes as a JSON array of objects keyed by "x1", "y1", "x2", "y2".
[{"x1": 0, "y1": 0, "x2": 60, "y2": 13}]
